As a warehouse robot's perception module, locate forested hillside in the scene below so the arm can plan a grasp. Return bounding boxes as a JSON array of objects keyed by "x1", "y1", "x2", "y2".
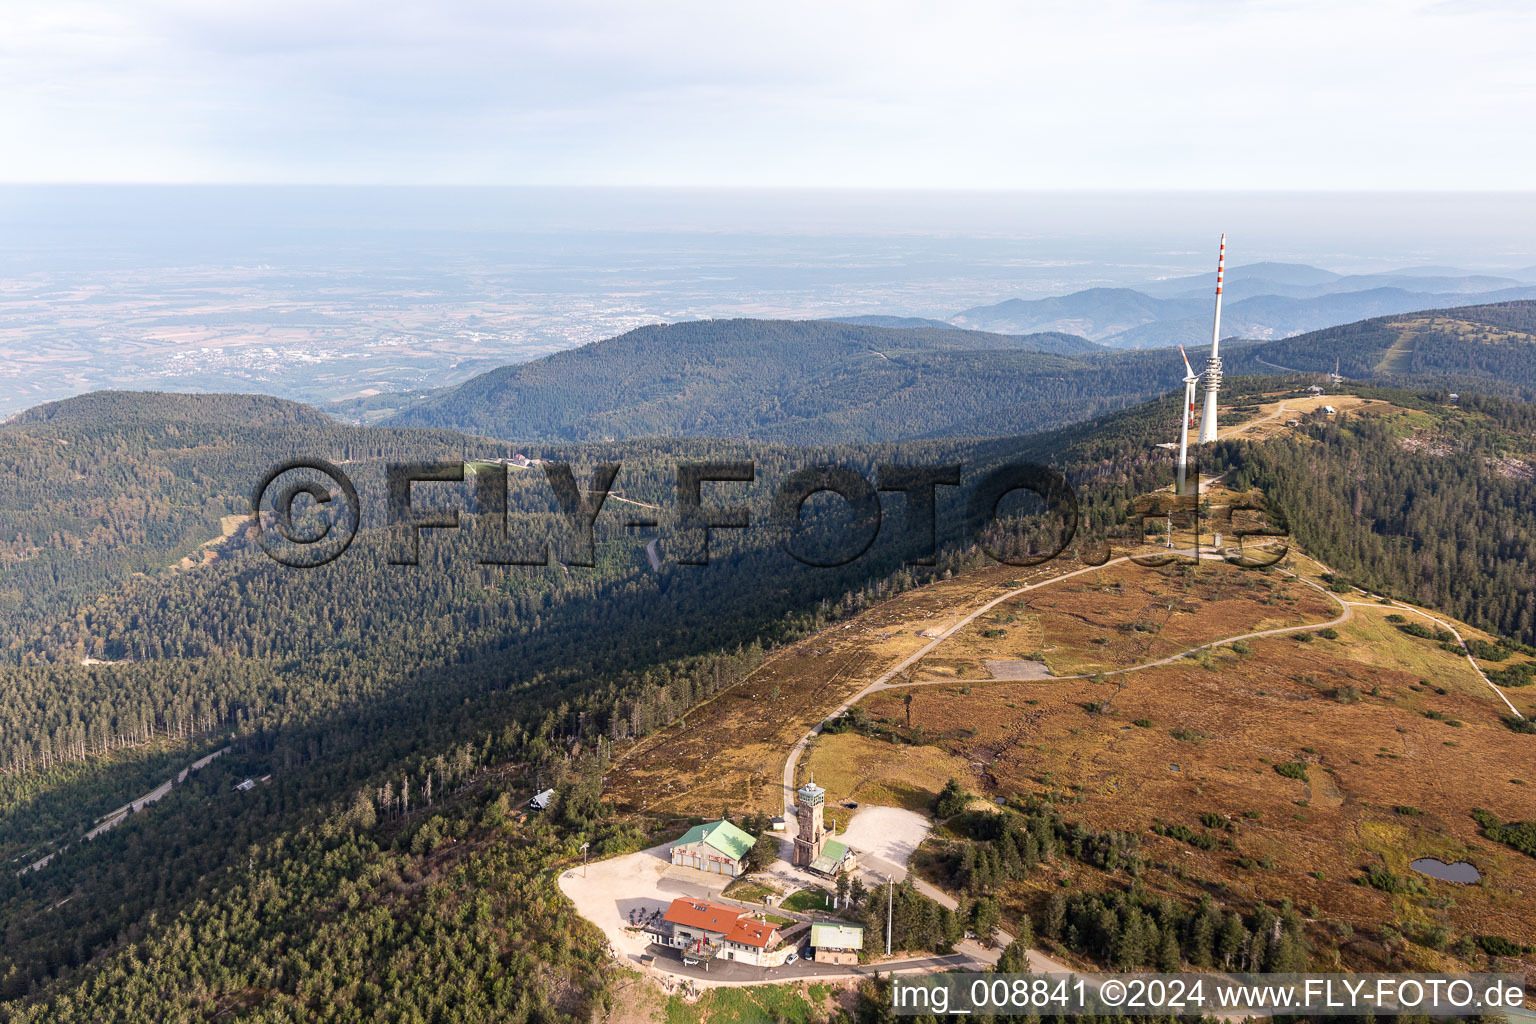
[
  {"x1": 0, "y1": 391, "x2": 516, "y2": 652},
  {"x1": 1224, "y1": 390, "x2": 1536, "y2": 644},
  {"x1": 385, "y1": 318, "x2": 1282, "y2": 444},
  {"x1": 2, "y1": 387, "x2": 1187, "y2": 1016},
  {"x1": 1252, "y1": 300, "x2": 1536, "y2": 393},
  {"x1": 6, "y1": 372, "x2": 1535, "y2": 1019}
]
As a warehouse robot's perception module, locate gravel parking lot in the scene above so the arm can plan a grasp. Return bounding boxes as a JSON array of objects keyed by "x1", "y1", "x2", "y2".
[
  {"x1": 838, "y1": 805, "x2": 931, "y2": 877},
  {"x1": 557, "y1": 841, "x2": 727, "y2": 966}
]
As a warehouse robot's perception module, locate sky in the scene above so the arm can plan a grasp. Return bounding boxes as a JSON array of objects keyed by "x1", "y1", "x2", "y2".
[{"x1": 4, "y1": 0, "x2": 1535, "y2": 189}]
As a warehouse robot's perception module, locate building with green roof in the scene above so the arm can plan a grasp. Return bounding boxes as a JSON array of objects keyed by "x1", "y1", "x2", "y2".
[
  {"x1": 809, "y1": 837, "x2": 854, "y2": 877},
  {"x1": 669, "y1": 819, "x2": 757, "y2": 877},
  {"x1": 810, "y1": 922, "x2": 864, "y2": 964}
]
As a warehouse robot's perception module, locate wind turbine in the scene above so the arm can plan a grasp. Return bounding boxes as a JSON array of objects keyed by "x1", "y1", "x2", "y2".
[
  {"x1": 1176, "y1": 344, "x2": 1198, "y2": 495},
  {"x1": 1197, "y1": 234, "x2": 1226, "y2": 444}
]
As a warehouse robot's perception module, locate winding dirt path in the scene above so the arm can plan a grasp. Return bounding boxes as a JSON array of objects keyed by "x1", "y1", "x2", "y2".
[
  {"x1": 773, "y1": 556, "x2": 1351, "y2": 975},
  {"x1": 760, "y1": 551, "x2": 1514, "y2": 982},
  {"x1": 779, "y1": 556, "x2": 1138, "y2": 823},
  {"x1": 779, "y1": 556, "x2": 1352, "y2": 822},
  {"x1": 881, "y1": 568, "x2": 1352, "y2": 690},
  {"x1": 1343, "y1": 599, "x2": 1523, "y2": 719}
]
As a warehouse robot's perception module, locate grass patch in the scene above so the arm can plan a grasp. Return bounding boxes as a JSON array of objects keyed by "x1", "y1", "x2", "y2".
[
  {"x1": 723, "y1": 879, "x2": 777, "y2": 903},
  {"x1": 805, "y1": 731, "x2": 968, "y2": 812},
  {"x1": 781, "y1": 888, "x2": 832, "y2": 913},
  {"x1": 666, "y1": 982, "x2": 830, "y2": 1024}
]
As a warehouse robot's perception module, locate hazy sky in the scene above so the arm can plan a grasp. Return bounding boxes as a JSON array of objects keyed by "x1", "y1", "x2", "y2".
[{"x1": 5, "y1": 0, "x2": 1535, "y2": 188}]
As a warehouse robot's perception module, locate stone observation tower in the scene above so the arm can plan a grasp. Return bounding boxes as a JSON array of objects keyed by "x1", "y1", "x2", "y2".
[{"x1": 792, "y1": 779, "x2": 828, "y2": 867}]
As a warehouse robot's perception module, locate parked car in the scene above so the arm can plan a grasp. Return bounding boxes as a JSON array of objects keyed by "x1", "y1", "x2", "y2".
[{"x1": 784, "y1": 952, "x2": 799, "y2": 966}]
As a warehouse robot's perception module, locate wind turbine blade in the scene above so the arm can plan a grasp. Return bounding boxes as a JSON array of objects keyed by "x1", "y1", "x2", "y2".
[{"x1": 1178, "y1": 344, "x2": 1194, "y2": 378}]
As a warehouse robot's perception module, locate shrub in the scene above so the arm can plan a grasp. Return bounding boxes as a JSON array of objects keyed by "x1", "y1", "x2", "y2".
[
  {"x1": 1465, "y1": 639, "x2": 1508, "y2": 661},
  {"x1": 1478, "y1": 935, "x2": 1525, "y2": 957},
  {"x1": 1420, "y1": 924, "x2": 1452, "y2": 951},
  {"x1": 1358, "y1": 867, "x2": 1427, "y2": 896},
  {"x1": 1275, "y1": 762, "x2": 1309, "y2": 782},
  {"x1": 932, "y1": 778, "x2": 970, "y2": 819},
  {"x1": 1133, "y1": 718, "x2": 1152, "y2": 728},
  {"x1": 1490, "y1": 663, "x2": 1536, "y2": 688},
  {"x1": 1162, "y1": 824, "x2": 1220, "y2": 850},
  {"x1": 1200, "y1": 812, "x2": 1225, "y2": 829},
  {"x1": 1471, "y1": 809, "x2": 1536, "y2": 857}
]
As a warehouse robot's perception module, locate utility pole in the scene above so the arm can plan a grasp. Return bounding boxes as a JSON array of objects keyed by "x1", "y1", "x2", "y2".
[
  {"x1": 885, "y1": 874, "x2": 893, "y2": 957},
  {"x1": 580, "y1": 841, "x2": 590, "y2": 877}
]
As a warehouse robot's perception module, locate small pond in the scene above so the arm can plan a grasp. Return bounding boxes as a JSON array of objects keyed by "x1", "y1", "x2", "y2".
[{"x1": 1409, "y1": 858, "x2": 1480, "y2": 884}]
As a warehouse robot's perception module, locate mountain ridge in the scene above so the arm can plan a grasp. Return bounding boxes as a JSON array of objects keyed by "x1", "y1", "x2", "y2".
[{"x1": 952, "y1": 263, "x2": 1536, "y2": 347}]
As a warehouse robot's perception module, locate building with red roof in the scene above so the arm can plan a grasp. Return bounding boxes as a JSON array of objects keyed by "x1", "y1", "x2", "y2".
[{"x1": 662, "y1": 897, "x2": 784, "y2": 968}]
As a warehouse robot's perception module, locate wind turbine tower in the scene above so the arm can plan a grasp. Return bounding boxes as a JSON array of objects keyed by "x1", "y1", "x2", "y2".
[
  {"x1": 1176, "y1": 345, "x2": 1198, "y2": 494},
  {"x1": 1197, "y1": 234, "x2": 1226, "y2": 444}
]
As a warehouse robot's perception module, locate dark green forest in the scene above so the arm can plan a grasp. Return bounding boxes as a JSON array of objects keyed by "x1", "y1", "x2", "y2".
[
  {"x1": 387, "y1": 306, "x2": 1536, "y2": 446},
  {"x1": 1225, "y1": 390, "x2": 1536, "y2": 644},
  {"x1": 0, "y1": 386, "x2": 1199, "y2": 1018},
  {"x1": 1252, "y1": 300, "x2": 1536, "y2": 394},
  {"x1": 385, "y1": 318, "x2": 1286, "y2": 444}
]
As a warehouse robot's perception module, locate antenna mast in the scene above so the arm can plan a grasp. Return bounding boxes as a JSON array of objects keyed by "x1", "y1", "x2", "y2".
[{"x1": 1198, "y1": 234, "x2": 1225, "y2": 444}]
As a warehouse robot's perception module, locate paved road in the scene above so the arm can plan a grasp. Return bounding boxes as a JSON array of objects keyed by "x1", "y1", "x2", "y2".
[
  {"x1": 1255, "y1": 355, "x2": 1306, "y2": 374},
  {"x1": 642, "y1": 941, "x2": 984, "y2": 987}
]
